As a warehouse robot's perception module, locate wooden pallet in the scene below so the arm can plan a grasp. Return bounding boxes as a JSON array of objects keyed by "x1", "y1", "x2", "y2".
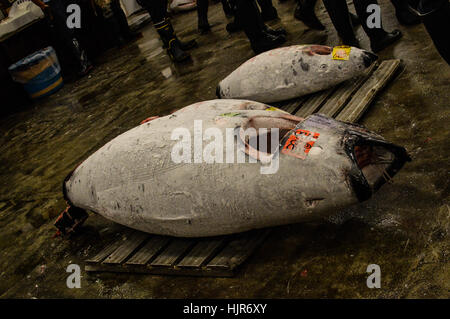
[{"x1": 85, "y1": 59, "x2": 401, "y2": 277}]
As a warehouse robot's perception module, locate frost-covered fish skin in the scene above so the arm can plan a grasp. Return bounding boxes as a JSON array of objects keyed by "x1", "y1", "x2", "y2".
[
  {"x1": 62, "y1": 100, "x2": 409, "y2": 237},
  {"x1": 217, "y1": 45, "x2": 378, "y2": 103}
]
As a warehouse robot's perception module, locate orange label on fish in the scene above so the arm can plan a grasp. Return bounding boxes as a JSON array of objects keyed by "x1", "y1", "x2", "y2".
[
  {"x1": 332, "y1": 46, "x2": 351, "y2": 60},
  {"x1": 281, "y1": 129, "x2": 320, "y2": 159}
]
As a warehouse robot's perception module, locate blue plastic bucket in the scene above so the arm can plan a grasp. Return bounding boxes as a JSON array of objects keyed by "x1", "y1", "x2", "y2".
[{"x1": 8, "y1": 46, "x2": 63, "y2": 99}]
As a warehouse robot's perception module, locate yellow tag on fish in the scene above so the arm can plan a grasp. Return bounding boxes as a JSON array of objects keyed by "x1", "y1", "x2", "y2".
[
  {"x1": 332, "y1": 46, "x2": 351, "y2": 60},
  {"x1": 265, "y1": 107, "x2": 280, "y2": 111}
]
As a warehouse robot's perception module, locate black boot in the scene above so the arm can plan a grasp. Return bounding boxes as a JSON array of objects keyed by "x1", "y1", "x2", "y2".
[
  {"x1": 226, "y1": 19, "x2": 242, "y2": 33},
  {"x1": 258, "y1": 0, "x2": 279, "y2": 21},
  {"x1": 369, "y1": 30, "x2": 403, "y2": 52},
  {"x1": 236, "y1": 0, "x2": 285, "y2": 53},
  {"x1": 197, "y1": 0, "x2": 211, "y2": 34},
  {"x1": 294, "y1": 0, "x2": 325, "y2": 30},
  {"x1": 251, "y1": 32, "x2": 286, "y2": 54},
  {"x1": 155, "y1": 19, "x2": 191, "y2": 62},
  {"x1": 323, "y1": 0, "x2": 359, "y2": 44},
  {"x1": 71, "y1": 37, "x2": 93, "y2": 76},
  {"x1": 264, "y1": 25, "x2": 287, "y2": 37},
  {"x1": 391, "y1": 0, "x2": 421, "y2": 25},
  {"x1": 352, "y1": 0, "x2": 402, "y2": 52}
]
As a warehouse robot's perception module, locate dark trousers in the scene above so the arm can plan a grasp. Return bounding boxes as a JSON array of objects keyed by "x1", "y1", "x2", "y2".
[
  {"x1": 138, "y1": 0, "x2": 168, "y2": 24},
  {"x1": 323, "y1": 0, "x2": 386, "y2": 41},
  {"x1": 236, "y1": 0, "x2": 265, "y2": 39},
  {"x1": 47, "y1": 0, "x2": 91, "y2": 71}
]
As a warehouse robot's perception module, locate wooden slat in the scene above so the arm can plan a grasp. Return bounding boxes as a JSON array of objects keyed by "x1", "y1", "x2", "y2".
[
  {"x1": 177, "y1": 239, "x2": 225, "y2": 268},
  {"x1": 125, "y1": 236, "x2": 170, "y2": 265},
  {"x1": 294, "y1": 88, "x2": 335, "y2": 118},
  {"x1": 318, "y1": 62, "x2": 378, "y2": 117},
  {"x1": 85, "y1": 262, "x2": 235, "y2": 277},
  {"x1": 102, "y1": 232, "x2": 149, "y2": 264},
  {"x1": 336, "y1": 59, "x2": 400, "y2": 123},
  {"x1": 207, "y1": 229, "x2": 270, "y2": 270},
  {"x1": 85, "y1": 240, "x2": 123, "y2": 263},
  {"x1": 150, "y1": 239, "x2": 195, "y2": 267}
]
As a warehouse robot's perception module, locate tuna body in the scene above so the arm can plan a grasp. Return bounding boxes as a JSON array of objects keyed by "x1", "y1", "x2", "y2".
[
  {"x1": 217, "y1": 45, "x2": 378, "y2": 103},
  {"x1": 64, "y1": 100, "x2": 409, "y2": 237}
]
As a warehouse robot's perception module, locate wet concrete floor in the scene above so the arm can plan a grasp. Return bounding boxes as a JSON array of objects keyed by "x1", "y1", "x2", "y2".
[{"x1": 0, "y1": 0, "x2": 448, "y2": 298}]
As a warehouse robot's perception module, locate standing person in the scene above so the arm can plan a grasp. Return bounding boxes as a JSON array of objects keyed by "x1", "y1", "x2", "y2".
[
  {"x1": 138, "y1": 0, "x2": 197, "y2": 62},
  {"x1": 32, "y1": 0, "x2": 94, "y2": 76},
  {"x1": 197, "y1": 0, "x2": 210, "y2": 34},
  {"x1": 227, "y1": 0, "x2": 280, "y2": 32},
  {"x1": 322, "y1": 0, "x2": 402, "y2": 52},
  {"x1": 95, "y1": 0, "x2": 142, "y2": 47},
  {"x1": 410, "y1": 0, "x2": 450, "y2": 64},
  {"x1": 293, "y1": 0, "x2": 360, "y2": 31},
  {"x1": 293, "y1": 0, "x2": 325, "y2": 30},
  {"x1": 258, "y1": 0, "x2": 279, "y2": 21},
  {"x1": 197, "y1": 0, "x2": 236, "y2": 34},
  {"x1": 390, "y1": 0, "x2": 421, "y2": 25},
  {"x1": 234, "y1": 0, "x2": 286, "y2": 54}
]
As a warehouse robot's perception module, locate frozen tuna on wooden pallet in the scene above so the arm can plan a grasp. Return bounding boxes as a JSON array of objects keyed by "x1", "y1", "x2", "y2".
[
  {"x1": 56, "y1": 99, "x2": 410, "y2": 238},
  {"x1": 216, "y1": 45, "x2": 378, "y2": 103}
]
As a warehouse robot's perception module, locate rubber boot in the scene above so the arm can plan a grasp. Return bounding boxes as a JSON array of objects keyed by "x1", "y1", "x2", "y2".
[
  {"x1": 391, "y1": 0, "x2": 421, "y2": 25},
  {"x1": 197, "y1": 0, "x2": 211, "y2": 34},
  {"x1": 294, "y1": 0, "x2": 325, "y2": 30},
  {"x1": 352, "y1": 0, "x2": 402, "y2": 52},
  {"x1": 258, "y1": 0, "x2": 279, "y2": 22},
  {"x1": 155, "y1": 19, "x2": 191, "y2": 62},
  {"x1": 237, "y1": 0, "x2": 285, "y2": 53},
  {"x1": 71, "y1": 37, "x2": 93, "y2": 76},
  {"x1": 264, "y1": 25, "x2": 287, "y2": 37},
  {"x1": 323, "y1": 0, "x2": 360, "y2": 46}
]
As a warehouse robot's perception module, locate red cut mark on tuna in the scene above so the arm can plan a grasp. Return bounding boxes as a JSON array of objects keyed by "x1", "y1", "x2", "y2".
[
  {"x1": 140, "y1": 116, "x2": 159, "y2": 124},
  {"x1": 302, "y1": 45, "x2": 332, "y2": 56},
  {"x1": 282, "y1": 129, "x2": 320, "y2": 159}
]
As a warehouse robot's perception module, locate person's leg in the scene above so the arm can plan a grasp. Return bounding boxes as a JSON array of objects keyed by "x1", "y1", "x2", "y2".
[
  {"x1": 390, "y1": 0, "x2": 421, "y2": 25},
  {"x1": 110, "y1": 0, "x2": 142, "y2": 41},
  {"x1": 197, "y1": 0, "x2": 210, "y2": 34},
  {"x1": 221, "y1": 0, "x2": 235, "y2": 17},
  {"x1": 353, "y1": 0, "x2": 402, "y2": 52},
  {"x1": 49, "y1": 0, "x2": 93, "y2": 75},
  {"x1": 418, "y1": 0, "x2": 450, "y2": 64},
  {"x1": 323, "y1": 0, "x2": 359, "y2": 46},
  {"x1": 139, "y1": 0, "x2": 196, "y2": 62},
  {"x1": 257, "y1": 0, "x2": 278, "y2": 22},
  {"x1": 294, "y1": 0, "x2": 325, "y2": 30},
  {"x1": 235, "y1": 0, "x2": 285, "y2": 54}
]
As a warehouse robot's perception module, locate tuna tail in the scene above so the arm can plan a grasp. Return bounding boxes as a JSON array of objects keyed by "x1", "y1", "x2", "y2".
[{"x1": 55, "y1": 165, "x2": 89, "y2": 237}]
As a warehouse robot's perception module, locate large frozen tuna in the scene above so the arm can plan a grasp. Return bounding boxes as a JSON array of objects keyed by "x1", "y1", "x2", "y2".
[
  {"x1": 61, "y1": 100, "x2": 409, "y2": 237},
  {"x1": 217, "y1": 45, "x2": 378, "y2": 103}
]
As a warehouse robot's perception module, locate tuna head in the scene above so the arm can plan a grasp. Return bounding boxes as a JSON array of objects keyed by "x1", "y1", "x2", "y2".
[
  {"x1": 217, "y1": 45, "x2": 378, "y2": 103},
  {"x1": 240, "y1": 113, "x2": 410, "y2": 207},
  {"x1": 284, "y1": 114, "x2": 409, "y2": 203}
]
